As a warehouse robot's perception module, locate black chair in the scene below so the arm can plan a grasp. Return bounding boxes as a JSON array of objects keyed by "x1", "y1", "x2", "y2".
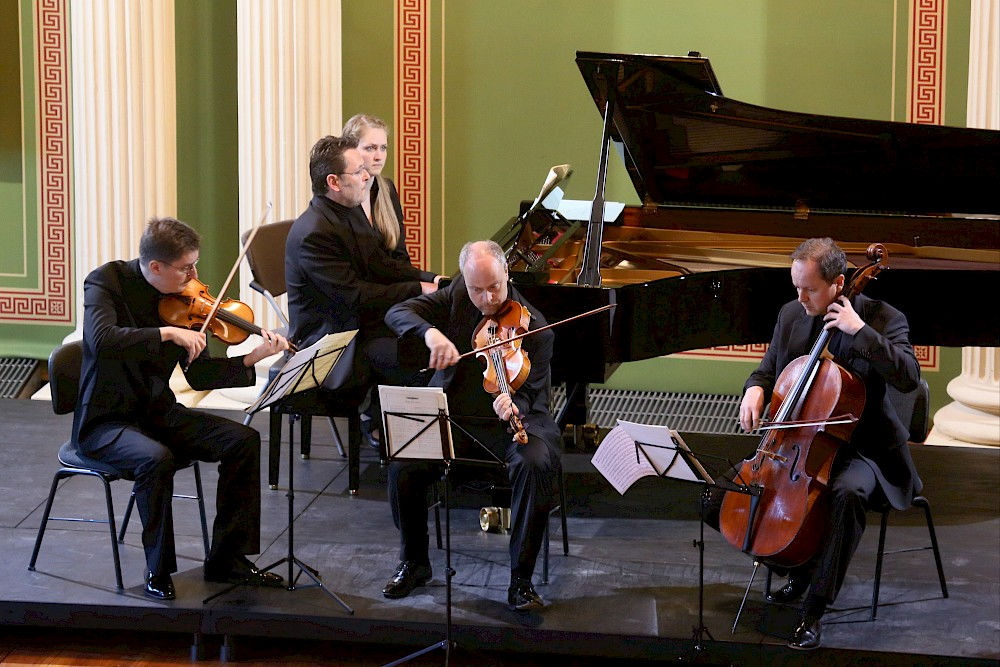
[
  {"x1": 869, "y1": 378, "x2": 947, "y2": 619},
  {"x1": 241, "y1": 220, "x2": 364, "y2": 493},
  {"x1": 28, "y1": 341, "x2": 210, "y2": 591},
  {"x1": 755, "y1": 378, "x2": 948, "y2": 620}
]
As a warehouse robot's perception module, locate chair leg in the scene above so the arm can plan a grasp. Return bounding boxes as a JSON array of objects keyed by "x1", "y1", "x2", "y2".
[
  {"x1": 300, "y1": 415, "x2": 312, "y2": 459},
  {"x1": 28, "y1": 470, "x2": 64, "y2": 571},
  {"x1": 871, "y1": 508, "x2": 891, "y2": 621},
  {"x1": 327, "y1": 417, "x2": 346, "y2": 458},
  {"x1": 914, "y1": 496, "x2": 948, "y2": 599},
  {"x1": 559, "y1": 466, "x2": 569, "y2": 556},
  {"x1": 348, "y1": 413, "x2": 361, "y2": 494},
  {"x1": 118, "y1": 491, "x2": 136, "y2": 543},
  {"x1": 193, "y1": 462, "x2": 210, "y2": 559},
  {"x1": 541, "y1": 516, "x2": 551, "y2": 584},
  {"x1": 268, "y1": 409, "x2": 282, "y2": 489},
  {"x1": 101, "y1": 474, "x2": 125, "y2": 592}
]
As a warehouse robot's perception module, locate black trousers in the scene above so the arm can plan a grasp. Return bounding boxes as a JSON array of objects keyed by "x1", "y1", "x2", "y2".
[
  {"x1": 84, "y1": 406, "x2": 261, "y2": 576},
  {"x1": 387, "y1": 430, "x2": 560, "y2": 581},
  {"x1": 704, "y1": 450, "x2": 878, "y2": 607}
]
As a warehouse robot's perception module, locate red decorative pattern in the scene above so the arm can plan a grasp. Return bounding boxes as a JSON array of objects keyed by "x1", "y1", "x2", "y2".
[
  {"x1": 395, "y1": 0, "x2": 429, "y2": 270},
  {"x1": 0, "y1": 0, "x2": 72, "y2": 324},
  {"x1": 908, "y1": 0, "x2": 946, "y2": 125},
  {"x1": 676, "y1": 344, "x2": 938, "y2": 371}
]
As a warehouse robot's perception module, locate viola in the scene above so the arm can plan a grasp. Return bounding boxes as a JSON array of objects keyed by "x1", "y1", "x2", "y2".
[
  {"x1": 159, "y1": 277, "x2": 264, "y2": 345},
  {"x1": 473, "y1": 300, "x2": 532, "y2": 445},
  {"x1": 718, "y1": 243, "x2": 888, "y2": 568}
]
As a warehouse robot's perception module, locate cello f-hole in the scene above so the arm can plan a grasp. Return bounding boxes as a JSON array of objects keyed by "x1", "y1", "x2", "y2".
[{"x1": 788, "y1": 444, "x2": 801, "y2": 482}]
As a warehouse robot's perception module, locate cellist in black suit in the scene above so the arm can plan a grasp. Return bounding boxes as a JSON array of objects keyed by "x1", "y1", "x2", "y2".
[{"x1": 719, "y1": 237, "x2": 921, "y2": 650}]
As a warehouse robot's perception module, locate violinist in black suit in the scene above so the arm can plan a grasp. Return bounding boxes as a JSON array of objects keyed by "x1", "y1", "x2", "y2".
[
  {"x1": 382, "y1": 240, "x2": 562, "y2": 611},
  {"x1": 731, "y1": 237, "x2": 921, "y2": 650},
  {"x1": 285, "y1": 135, "x2": 441, "y2": 438},
  {"x1": 75, "y1": 217, "x2": 288, "y2": 600}
]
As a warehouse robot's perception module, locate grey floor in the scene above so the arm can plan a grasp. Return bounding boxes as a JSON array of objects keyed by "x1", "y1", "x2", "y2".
[{"x1": 1, "y1": 397, "x2": 997, "y2": 665}]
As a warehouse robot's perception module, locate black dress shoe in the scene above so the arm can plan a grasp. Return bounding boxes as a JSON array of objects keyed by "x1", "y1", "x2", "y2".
[
  {"x1": 788, "y1": 617, "x2": 822, "y2": 650},
  {"x1": 766, "y1": 577, "x2": 809, "y2": 604},
  {"x1": 145, "y1": 572, "x2": 176, "y2": 600},
  {"x1": 204, "y1": 555, "x2": 284, "y2": 588},
  {"x1": 507, "y1": 578, "x2": 544, "y2": 611},
  {"x1": 383, "y1": 561, "x2": 432, "y2": 599},
  {"x1": 361, "y1": 418, "x2": 382, "y2": 451}
]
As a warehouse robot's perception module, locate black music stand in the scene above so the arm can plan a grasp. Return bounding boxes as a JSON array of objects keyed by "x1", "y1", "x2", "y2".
[
  {"x1": 378, "y1": 385, "x2": 504, "y2": 667},
  {"x1": 625, "y1": 427, "x2": 717, "y2": 652},
  {"x1": 628, "y1": 428, "x2": 762, "y2": 652},
  {"x1": 204, "y1": 331, "x2": 357, "y2": 613}
]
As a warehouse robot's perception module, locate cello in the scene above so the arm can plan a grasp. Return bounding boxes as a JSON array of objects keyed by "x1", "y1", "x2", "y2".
[{"x1": 718, "y1": 243, "x2": 889, "y2": 568}]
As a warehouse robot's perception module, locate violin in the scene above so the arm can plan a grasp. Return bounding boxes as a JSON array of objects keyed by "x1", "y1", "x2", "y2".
[
  {"x1": 473, "y1": 300, "x2": 532, "y2": 445},
  {"x1": 718, "y1": 243, "x2": 888, "y2": 568},
  {"x1": 159, "y1": 277, "x2": 267, "y2": 346}
]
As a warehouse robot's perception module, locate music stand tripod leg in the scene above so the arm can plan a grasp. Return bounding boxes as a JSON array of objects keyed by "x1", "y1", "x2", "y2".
[
  {"x1": 205, "y1": 411, "x2": 353, "y2": 613},
  {"x1": 692, "y1": 487, "x2": 715, "y2": 650},
  {"x1": 383, "y1": 463, "x2": 453, "y2": 667}
]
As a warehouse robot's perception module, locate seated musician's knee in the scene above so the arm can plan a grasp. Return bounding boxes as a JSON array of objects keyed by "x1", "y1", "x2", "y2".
[{"x1": 134, "y1": 447, "x2": 176, "y2": 482}]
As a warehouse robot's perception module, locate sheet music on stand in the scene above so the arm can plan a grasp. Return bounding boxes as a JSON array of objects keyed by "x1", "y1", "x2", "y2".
[
  {"x1": 378, "y1": 385, "x2": 455, "y2": 461},
  {"x1": 244, "y1": 330, "x2": 357, "y2": 415},
  {"x1": 591, "y1": 420, "x2": 714, "y2": 495}
]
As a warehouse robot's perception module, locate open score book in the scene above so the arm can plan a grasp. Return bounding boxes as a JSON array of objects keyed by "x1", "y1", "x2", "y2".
[{"x1": 591, "y1": 420, "x2": 713, "y2": 495}]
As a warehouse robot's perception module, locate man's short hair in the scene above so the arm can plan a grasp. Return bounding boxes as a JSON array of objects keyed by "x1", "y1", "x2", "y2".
[
  {"x1": 138, "y1": 217, "x2": 200, "y2": 267},
  {"x1": 458, "y1": 240, "x2": 506, "y2": 276},
  {"x1": 791, "y1": 237, "x2": 847, "y2": 283},
  {"x1": 309, "y1": 135, "x2": 357, "y2": 196}
]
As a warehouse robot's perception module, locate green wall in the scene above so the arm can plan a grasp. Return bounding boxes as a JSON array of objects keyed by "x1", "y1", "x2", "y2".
[
  {"x1": 342, "y1": 0, "x2": 972, "y2": 419},
  {"x1": 174, "y1": 1, "x2": 240, "y2": 295}
]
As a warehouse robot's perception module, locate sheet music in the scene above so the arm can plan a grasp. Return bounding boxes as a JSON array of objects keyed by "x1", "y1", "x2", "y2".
[
  {"x1": 591, "y1": 421, "x2": 712, "y2": 495},
  {"x1": 379, "y1": 385, "x2": 455, "y2": 460},
  {"x1": 244, "y1": 330, "x2": 356, "y2": 413},
  {"x1": 591, "y1": 424, "x2": 656, "y2": 495},
  {"x1": 617, "y1": 420, "x2": 700, "y2": 482}
]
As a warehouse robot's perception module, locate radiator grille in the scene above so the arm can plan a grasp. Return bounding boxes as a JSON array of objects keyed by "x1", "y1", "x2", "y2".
[
  {"x1": 0, "y1": 357, "x2": 41, "y2": 399},
  {"x1": 551, "y1": 386, "x2": 743, "y2": 435}
]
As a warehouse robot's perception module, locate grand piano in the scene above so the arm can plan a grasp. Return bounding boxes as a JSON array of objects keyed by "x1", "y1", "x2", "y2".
[{"x1": 493, "y1": 51, "x2": 1000, "y2": 426}]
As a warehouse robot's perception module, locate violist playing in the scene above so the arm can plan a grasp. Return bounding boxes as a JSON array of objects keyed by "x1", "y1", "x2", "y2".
[
  {"x1": 709, "y1": 237, "x2": 922, "y2": 650},
  {"x1": 382, "y1": 240, "x2": 562, "y2": 611},
  {"x1": 74, "y1": 217, "x2": 289, "y2": 600}
]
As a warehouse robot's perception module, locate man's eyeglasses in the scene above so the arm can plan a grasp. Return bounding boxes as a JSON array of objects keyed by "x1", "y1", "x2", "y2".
[
  {"x1": 338, "y1": 166, "x2": 369, "y2": 178},
  {"x1": 162, "y1": 259, "x2": 199, "y2": 276}
]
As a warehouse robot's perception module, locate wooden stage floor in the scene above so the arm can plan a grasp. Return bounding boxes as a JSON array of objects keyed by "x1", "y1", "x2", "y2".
[{"x1": 1, "y1": 397, "x2": 997, "y2": 665}]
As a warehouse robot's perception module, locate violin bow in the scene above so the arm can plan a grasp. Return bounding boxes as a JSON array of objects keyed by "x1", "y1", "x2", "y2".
[
  {"x1": 195, "y1": 201, "x2": 273, "y2": 337},
  {"x1": 420, "y1": 302, "x2": 616, "y2": 372}
]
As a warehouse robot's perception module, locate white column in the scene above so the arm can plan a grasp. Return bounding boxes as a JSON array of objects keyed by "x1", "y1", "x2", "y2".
[
  {"x1": 926, "y1": 0, "x2": 1000, "y2": 447},
  {"x1": 70, "y1": 0, "x2": 177, "y2": 317},
  {"x1": 236, "y1": 0, "x2": 342, "y2": 330}
]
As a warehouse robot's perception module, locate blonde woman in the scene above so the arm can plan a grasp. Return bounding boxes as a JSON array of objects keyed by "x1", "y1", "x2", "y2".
[{"x1": 342, "y1": 114, "x2": 439, "y2": 275}]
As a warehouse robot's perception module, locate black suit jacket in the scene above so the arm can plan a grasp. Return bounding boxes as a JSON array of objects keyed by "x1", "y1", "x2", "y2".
[
  {"x1": 746, "y1": 294, "x2": 921, "y2": 509},
  {"x1": 286, "y1": 194, "x2": 434, "y2": 348},
  {"x1": 72, "y1": 259, "x2": 255, "y2": 453},
  {"x1": 385, "y1": 276, "x2": 561, "y2": 445}
]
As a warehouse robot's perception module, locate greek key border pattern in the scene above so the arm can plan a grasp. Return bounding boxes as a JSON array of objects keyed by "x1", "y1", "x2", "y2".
[
  {"x1": 0, "y1": 0, "x2": 72, "y2": 324},
  {"x1": 675, "y1": 344, "x2": 939, "y2": 371},
  {"x1": 908, "y1": 0, "x2": 946, "y2": 125},
  {"x1": 395, "y1": 0, "x2": 429, "y2": 270}
]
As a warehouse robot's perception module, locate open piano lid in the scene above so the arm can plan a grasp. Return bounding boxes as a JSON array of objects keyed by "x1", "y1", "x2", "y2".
[{"x1": 576, "y1": 51, "x2": 1000, "y2": 229}]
